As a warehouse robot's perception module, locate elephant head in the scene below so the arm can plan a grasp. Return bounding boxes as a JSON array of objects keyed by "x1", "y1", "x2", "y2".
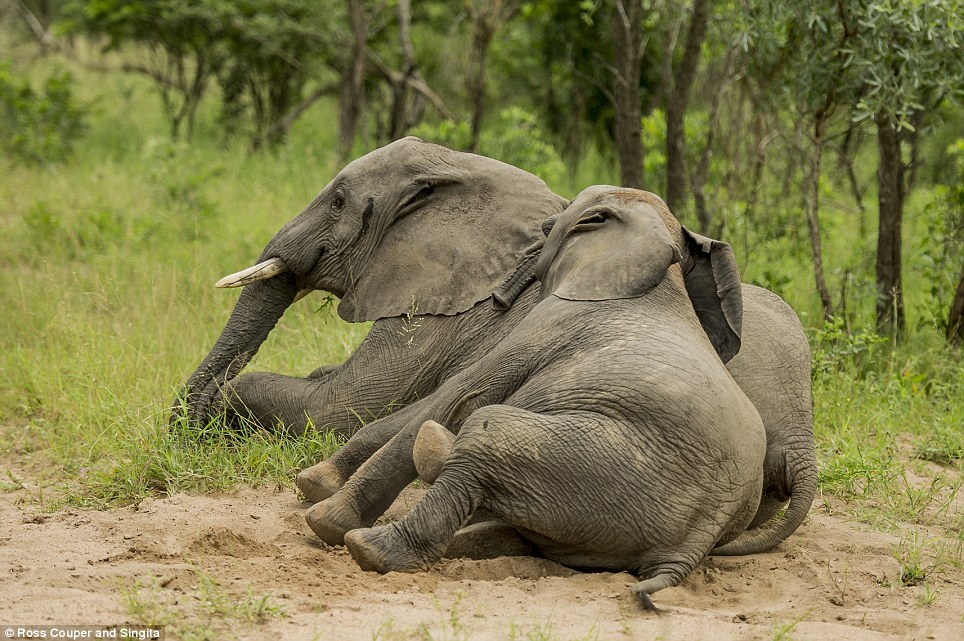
[
  {"x1": 531, "y1": 186, "x2": 743, "y2": 362},
  {"x1": 176, "y1": 137, "x2": 567, "y2": 426}
]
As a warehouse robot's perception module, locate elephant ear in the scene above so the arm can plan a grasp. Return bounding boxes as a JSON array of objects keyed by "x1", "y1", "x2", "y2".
[
  {"x1": 337, "y1": 157, "x2": 568, "y2": 322},
  {"x1": 681, "y1": 228, "x2": 743, "y2": 362},
  {"x1": 536, "y1": 202, "x2": 681, "y2": 302}
]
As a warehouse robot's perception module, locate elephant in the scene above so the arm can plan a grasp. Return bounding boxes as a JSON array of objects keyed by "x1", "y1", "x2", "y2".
[
  {"x1": 297, "y1": 190, "x2": 815, "y2": 556},
  {"x1": 174, "y1": 136, "x2": 568, "y2": 434},
  {"x1": 320, "y1": 187, "x2": 768, "y2": 606},
  {"x1": 174, "y1": 139, "x2": 813, "y2": 552}
]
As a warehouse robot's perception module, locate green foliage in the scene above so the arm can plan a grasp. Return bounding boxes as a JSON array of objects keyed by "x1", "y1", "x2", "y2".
[
  {"x1": 849, "y1": 0, "x2": 964, "y2": 127},
  {"x1": 0, "y1": 63, "x2": 87, "y2": 163},
  {"x1": 893, "y1": 531, "x2": 958, "y2": 587},
  {"x1": 63, "y1": 0, "x2": 338, "y2": 143},
  {"x1": 484, "y1": 107, "x2": 568, "y2": 188},
  {"x1": 811, "y1": 317, "x2": 887, "y2": 377},
  {"x1": 411, "y1": 107, "x2": 567, "y2": 189},
  {"x1": 918, "y1": 138, "x2": 964, "y2": 332},
  {"x1": 78, "y1": 411, "x2": 343, "y2": 507}
]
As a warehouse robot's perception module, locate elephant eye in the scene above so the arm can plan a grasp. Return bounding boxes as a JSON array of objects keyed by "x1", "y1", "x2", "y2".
[
  {"x1": 573, "y1": 210, "x2": 610, "y2": 230},
  {"x1": 332, "y1": 194, "x2": 346, "y2": 212}
]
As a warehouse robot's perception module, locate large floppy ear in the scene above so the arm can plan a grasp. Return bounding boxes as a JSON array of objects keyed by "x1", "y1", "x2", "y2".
[
  {"x1": 680, "y1": 227, "x2": 743, "y2": 362},
  {"x1": 535, "y1": 202, "x2": 681, "y2": 302},
  {"x1": 337, "y1": 151, "x2": 568, "y2": 322}
]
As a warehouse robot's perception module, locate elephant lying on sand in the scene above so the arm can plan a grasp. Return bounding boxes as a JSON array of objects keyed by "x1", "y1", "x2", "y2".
[
  {"x1": 326, "y1": 187, "x2": 767, "y2": 605},
  {"x1": 299, "y1": 189, "x2": 815, "y2": 556},
  {"x1": 174, "y1": 139, "x2": 813, "y2": 549}
]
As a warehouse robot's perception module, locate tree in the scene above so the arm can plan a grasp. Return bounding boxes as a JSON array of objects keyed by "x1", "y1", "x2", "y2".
[
  {"x1": 66, "y1": 0, "x2": 227, "y2": 139},
  {"x1": 465, "y1": 0, "x2": 519, "y2": 152},
  {"x1": 64, "y1": 0, "x2": 341, "y2": 146},
  {"x1": 338, "y1": 0, "x2": 368, "y2": 160},
  {"x1": 661, "y1": 0, "x2": 711, "y2": 213},
  {"x1": 216, "y1": 1, "x2": 339, "y2": 150},
  {"x1": 847, "y1": 0, "x2": 964, "y2": 335},
  {"x1": 735, "y1": 0, "x2": 859, "y2": 322},
  {"x1": 610, "y1": 0, "x2": 648, "y2": 187}
]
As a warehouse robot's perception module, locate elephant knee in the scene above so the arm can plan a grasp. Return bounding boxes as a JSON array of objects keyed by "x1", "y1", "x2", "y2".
[{"x1": 413, "y1": 420, "x2": 455, "y2": 484}]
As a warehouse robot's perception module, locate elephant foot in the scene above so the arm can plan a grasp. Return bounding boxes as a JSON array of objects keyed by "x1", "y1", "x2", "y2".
[
  {"x1": 296, "y1": 461, "x2": 346, "y2": 504},
  {"x1": 305, "y1": 495, "x2": 364, "y2": 546},
  {"x1": 345, "y1": 524, "x2": 429, "y2": 574},
  {"x1": 443, "y1": 521, "x2": 536, "y2": 560},
  {"x1": 413, "y1": 420, "x2": 455, "y2": 484}
]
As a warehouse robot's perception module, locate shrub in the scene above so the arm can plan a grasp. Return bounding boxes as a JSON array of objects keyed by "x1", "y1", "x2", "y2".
[
  {"x1": 410, "y1": 108, "x2": 567, "y2": 189},
  {"x1": 0, "y1": 64, "x2": 87, "y2": 164}
]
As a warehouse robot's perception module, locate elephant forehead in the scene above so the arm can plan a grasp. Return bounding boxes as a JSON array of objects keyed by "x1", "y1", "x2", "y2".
[{"x1": 566, "y1": 187, "x2": 681, "y2": 236}]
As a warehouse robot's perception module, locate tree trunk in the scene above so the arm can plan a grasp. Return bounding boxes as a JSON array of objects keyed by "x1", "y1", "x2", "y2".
[
  {"x1": 838, "y1": 119, "x2": 867, "y2": 238},
  {"x1": 338, "y1": 0, "x2": 367, "y2": 162},
  {"x1": 946, "y1": 269, "x2": 964, "y2": 344},
  {"x1": 465, "y1": 2, "x2": 516, "y2": 152},
  {"x1": 802, "y1": 117, "x2": 834, "y2": 322},
  {"x1": 665, "y1": 0, "x2": 711, "y2": 214},
  {"x1": 611, "y1": 0, "x2": 645, "y2": 188},
  {"x1": 690, "y1": 46, "x2": 733, "y2": 234},
  {"x1": 874, "y1": 112, "x2": 906, "y2": 336},
  {"x1": 387, "y1": 0, "x2": 422, "y2": 139}
]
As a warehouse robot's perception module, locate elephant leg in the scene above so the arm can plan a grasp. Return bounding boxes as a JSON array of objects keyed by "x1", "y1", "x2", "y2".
[
  {"x1": 345, "y1": 406, "x2": 534, "y2": 572},
  {"x1": 413, "y1": 419, "x2": 455, "y2": 484},
  {"x1": 305, "y1": 422, "x2": 420, "y2": 545},
  {"x1": 296, "y1": 403, "x2": 429, "y2": 504},
  {"x1": 443, "y1": 520, "x2": 536, "y2": 560},
  {"x1": 344, "y1": 451, "x2": 485, "y2": 573},
  {"x1": 224, "y1": 372, "x2": 329, "y2": 435}
]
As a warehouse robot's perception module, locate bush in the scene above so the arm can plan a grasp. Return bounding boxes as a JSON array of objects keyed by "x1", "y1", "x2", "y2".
[
  {"x1": 0, "y1": 64, "x2": 87, "y2": 164},
  {"x1": 410, "y1": 108, "x2": 567, "y2": 190}
]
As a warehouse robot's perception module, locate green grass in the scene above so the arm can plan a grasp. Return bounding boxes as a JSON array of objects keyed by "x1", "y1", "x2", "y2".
[
  {"x1": 1, "y1": 38, "x2": 962, "y2": 539},
  {"x1": 121, "y1": 566, "x2": 285, "y2": 639}
]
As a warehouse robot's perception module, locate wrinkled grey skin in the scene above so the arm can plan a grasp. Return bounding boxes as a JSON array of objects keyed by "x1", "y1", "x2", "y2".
[
  {"x1": 323, "y1": 188, "x2": 768, "y2": 603},
  {"x1": 299, "y1": 190, "x2": 815, "y2": 556},
  {"x1": 173, "y1": 138, "x2": 813, "y2": 551},
  {"x1": 174, "y1": 137, "x2": 568, "y2": 434}
]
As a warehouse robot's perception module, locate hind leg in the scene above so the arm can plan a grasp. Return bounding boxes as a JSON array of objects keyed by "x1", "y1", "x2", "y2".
[{"x1": 345, "y1": 406, "x2": 532, "y2": 572}]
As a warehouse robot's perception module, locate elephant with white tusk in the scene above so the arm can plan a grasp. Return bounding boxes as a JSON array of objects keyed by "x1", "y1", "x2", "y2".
[{"x1": 173, "y1": 137, "x2": 568, "y2": 434}]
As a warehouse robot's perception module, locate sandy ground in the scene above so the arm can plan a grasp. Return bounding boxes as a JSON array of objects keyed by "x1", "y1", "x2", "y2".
[{"x1": 1, "y1": 480, "x2": 962, "y2": 641}]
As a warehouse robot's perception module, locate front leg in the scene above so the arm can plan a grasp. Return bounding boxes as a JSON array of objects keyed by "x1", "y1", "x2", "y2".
[
  {"x1": 305, "y1": 325, "x2": 546, "y2": 543},
  {"x1": 305, "y1": 422, "x2": 421, "y2": 545},
  {"x1": 297, "y1": 403, "x2": 428, "y2": 503},
  {"x1": 223, "y1": 315, "x2": 444, "y2": 437}
]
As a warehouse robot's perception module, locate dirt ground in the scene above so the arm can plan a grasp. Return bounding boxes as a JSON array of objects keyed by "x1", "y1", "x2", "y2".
[{"x1": 1, "y1": 480, "x2": 962, "y2": 641}]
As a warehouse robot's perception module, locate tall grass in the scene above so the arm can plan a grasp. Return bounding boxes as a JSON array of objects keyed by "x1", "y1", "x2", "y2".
[{"x1": 1, "y1": 46, "x2": 961, "y2": 524}]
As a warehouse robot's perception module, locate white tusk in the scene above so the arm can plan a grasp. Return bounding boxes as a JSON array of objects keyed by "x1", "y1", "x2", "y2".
[{"x1": 215, "y1": 257, "x2": 289, "y2": 288}]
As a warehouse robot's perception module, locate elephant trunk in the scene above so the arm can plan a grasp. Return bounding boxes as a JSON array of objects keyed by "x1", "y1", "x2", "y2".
[
  {"x1": 491, "y1": 250, "x2": 541, "y2": 311},
  {"x1": 711, "y1": 449, "x2": 818, "y2": 556},
  {"x1": 172, "y1": 272, "x2": 298, "y2": 427}
]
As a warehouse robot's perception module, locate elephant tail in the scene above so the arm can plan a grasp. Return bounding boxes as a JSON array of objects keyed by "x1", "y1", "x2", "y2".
[{"x1": 711, "y1": 452, "x2": 817, "y2": 556}]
